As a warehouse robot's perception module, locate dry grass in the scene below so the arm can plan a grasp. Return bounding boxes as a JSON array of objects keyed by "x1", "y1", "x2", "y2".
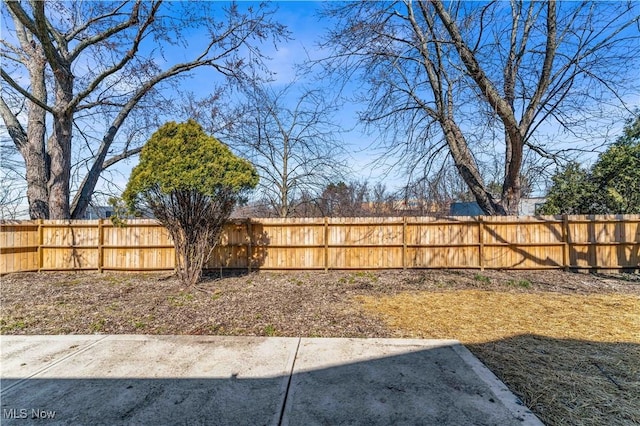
[
  {"x1": 358, "y1": 290, "x2": 640, "y2": 426},
  {"x1": 356, "y1": 290, "x2": 640, "y2": 343}
]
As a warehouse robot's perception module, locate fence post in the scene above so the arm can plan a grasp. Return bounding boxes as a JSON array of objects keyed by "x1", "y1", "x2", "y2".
[
  {"x1": 478, "y1": 217, "x2": 484, "y2": 271},
  {"x1": 98, "y1": 219, "x2": 104, "y2": 273},
  {"x1": 37, "y1": 219, "x2": 44, "y2": 271},
  {"x1": 402, "y1": 217, "x2": 407, "y2": 270},
  {"x1": 246, "y1": 219, "x2": 252, "y2": 273},
  {"x1": 324, "y1": 217, "x2": 329, "y2": 272},
  {"x1": 562, "y1": 214, "x2": 570, "y2": 270}
]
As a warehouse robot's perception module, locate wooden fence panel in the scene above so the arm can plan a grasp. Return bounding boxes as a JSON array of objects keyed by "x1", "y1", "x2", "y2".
[
  {"x1": 481, "y1": 216, "x2": 564, "y2": 269},
  {"x1": 405, "y1": 217, "x2": 479, "y2": 268},
  {"x1": 101, "y1": 220, "x2": 174, "y2": 271},
  {"x1": 407, "y1": 246, "x2": 480, "y2": 268},
  {"x1": 328, "y1": 217, "x2": 403, "y2": 269},
  {"x1": 2, "y1": 215, "x2": 639, "y2": 274},
  {"x1": 566, "y1": 215, "x2": 640, "y2": 269},
  {"x1": 41, "y1": 221, "x2": 99, "y2": 270},
  {"x1": 245, "y1": 218, "x2": 326, "y2": 270},
  {"x1": 0, "y1": 222, "x2": 39, "y2": 273}
]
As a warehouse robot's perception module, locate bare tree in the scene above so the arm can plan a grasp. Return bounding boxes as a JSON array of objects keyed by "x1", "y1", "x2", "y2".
[
  {"x1": 322, "y1": 0, "x2": 640, "y2": 215},
  {"x1": 226, "y1": 82, "x2": 346, "y2": 217},
  {"x1": 318, "y1": 181, "x2": 369, "y2": 217},
  {"x1": 1, "y1": 0, "x2": 286, "y2": 219}
]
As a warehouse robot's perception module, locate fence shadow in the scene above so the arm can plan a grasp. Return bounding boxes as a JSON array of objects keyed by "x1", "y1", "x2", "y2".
[
  {"x1": 206, "y1": 221, "x2": 270, "y2": 276},
  {"x1": 480, "y1": 216, "x2": 564, "y2": 268},
  {"x1": 568, "y1": 215, "x2": 640, "y2": 272},
  {"x1": 613, "y1": 218, "x2": 639, "y2": 272}
]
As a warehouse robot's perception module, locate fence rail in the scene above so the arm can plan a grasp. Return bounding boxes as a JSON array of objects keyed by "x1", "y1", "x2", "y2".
[{"x1": 1, "y1": 215, "x2": 639, "y2": 274}]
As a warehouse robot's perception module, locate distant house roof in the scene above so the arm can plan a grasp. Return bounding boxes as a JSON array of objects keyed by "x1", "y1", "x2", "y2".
[
  {"x1": 82, "y1": 205, "x2": 155, "y2": 220},
  {"x1": 450, "y1": 197, "x2": 547, "y2": 216},
  {"x1": 82, "y1": 205, "x2": 114, "y2": 220},
  {"x1": 449, "y1": 202, "x2": 484, "y2": 216}
]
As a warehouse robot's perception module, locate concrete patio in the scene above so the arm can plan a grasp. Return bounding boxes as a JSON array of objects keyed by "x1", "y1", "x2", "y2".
[{"x1": 1, "y1": 335, "x2": 542, "y2": 425}]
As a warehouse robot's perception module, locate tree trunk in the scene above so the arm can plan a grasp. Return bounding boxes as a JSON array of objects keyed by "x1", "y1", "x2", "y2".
[
  {"x1": 23, "y1": 142, "x2": 50, "y2": 220},
  {"x1": 48, "y1": 73, "x2": 74, "y2": 219},
  {"x1": 24, "y1": 57, "x2": 49, "y2": 219},
  {"x1": 5, "y1": 19, "x2": 51, "y2": 219},
  {"x1": 442, "y1": 118, "x2": 505, "y2": 215},
  {"x1": 501, "y1": 132, "x2": 523, "y2": 215}
]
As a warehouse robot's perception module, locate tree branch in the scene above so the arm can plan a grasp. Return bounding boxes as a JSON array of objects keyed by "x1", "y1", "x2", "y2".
[
  {"x1": 102, "y1": 146, "x2": 143, "y2": 170},
  {"x1": 0, "y1": 68, "x2": 53, "y2": 112},
  {"x1": 68, "y1": 1, "x2": 145, "y2": 63},
  {"x1": 0, "y1": 96, "x2": 27, "y2": 150},
  {"x1": 69, "y1": 2, "x2": 160, "y2": 109}
]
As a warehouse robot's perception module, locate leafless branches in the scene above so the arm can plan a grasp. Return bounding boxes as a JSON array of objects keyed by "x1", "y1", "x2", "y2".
[
  {"x1": 1, "y1": 1, "x2": 287, "y2": 219},
  {"x1": 225, "y1": 81, "x2": 347, "y2": 217},
  {"x1": 320, "y1": 0, "x2": 640, "y2": 215}
]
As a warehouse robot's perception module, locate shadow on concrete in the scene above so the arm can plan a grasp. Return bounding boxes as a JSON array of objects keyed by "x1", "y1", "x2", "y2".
[
  {"x1": 1, "y1": 338, "x2": 533, "y2": 426},
  {"x1": 1, "y1": 377, "x2": 284, "y2": 426}
]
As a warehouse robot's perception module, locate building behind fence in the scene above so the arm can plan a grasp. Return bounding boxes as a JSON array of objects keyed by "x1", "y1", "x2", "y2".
[{"x1": 1, "y1": 215, "x2": 639, "y2": 274}]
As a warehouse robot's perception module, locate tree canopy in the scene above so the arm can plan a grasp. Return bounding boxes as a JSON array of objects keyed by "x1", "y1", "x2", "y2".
[
  {"x1": 124, "y1": 120, "x2": 258, "y2": 286},
  {"x1": 540, "y1": 116, "x2": 640, "y2": 215},
  {"x1": 124, "y1": 120, "x2": 258, "y2": 202},
  {"x1": 224, "y1": 82, "x2": 346, "y2": 218}
]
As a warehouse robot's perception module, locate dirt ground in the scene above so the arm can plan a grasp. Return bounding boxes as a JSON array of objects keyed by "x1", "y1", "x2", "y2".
[{"x1": 1, "y1": 268, "x2": 639, "y2": 425}]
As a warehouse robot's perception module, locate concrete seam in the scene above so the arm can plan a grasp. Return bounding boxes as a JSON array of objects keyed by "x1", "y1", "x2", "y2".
[
  {"x1": 451, "y1": 343, "x2": 544, "y2": 426},
  {"x1": 277, "y1": 337, "x2": 301, "y2": 426},
  {"x1": 1, "y1": 335, "x2": 110, "y2": 396}
]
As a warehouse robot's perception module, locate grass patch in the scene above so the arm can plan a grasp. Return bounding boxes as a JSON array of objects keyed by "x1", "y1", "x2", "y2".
[
  {"x1": 354, "y1": 271, "x2": 379, "y2": 282},
  {"x1": 263, "y1": 324, "x2": 277, "y2": 336},
  {"x1": 506, "y1": 279, "x2": 531, "y2": 288},
  {"x1": 0, "y1": 318, "x2": 28, "y2": 333},
  {"x1": 89, "y1": 318, "x2": 106, "y2": 333},
  {"x1": 289, "y1": 278, "x2": 304, "y2": 286},
  {"x1": 167, "y1": 292, "x2": 195, "y2": 307},
  {"x1": 132, "y1": 320, "x2": 146, "y2": 329},
  {"x1": 338, "y1": 271, "x2": 379, "y2": 285},
  {"x1": 473, "y1": 273, "x2": 491, "y2": 284},
  {"x1": 55, "y1": 278, "x2": 83, "y2": 287},
  {"x1": 357, "y1": 290, "x2": 640, "y2": 425}
]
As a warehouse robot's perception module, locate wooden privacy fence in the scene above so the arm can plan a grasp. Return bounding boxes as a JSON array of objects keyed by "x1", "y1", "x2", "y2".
[{"x1": 1, "y1": 215, "x2": 639, "y2": 274}]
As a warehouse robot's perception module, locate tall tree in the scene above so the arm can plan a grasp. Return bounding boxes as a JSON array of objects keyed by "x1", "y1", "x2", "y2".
[
  {"x1": 0, "y1": 0, "x2": 285, "y2": 219},
  {"x1": 123, "y1": 120, "x2": 258, "y2": 287},
  {"x1": 538, "y1": 162, "x2": 598, "y2": 215},
  {"x1": 318, "y1": 181, "x2": 369, "y2": 217},
  {"x1": 540, "y1": 115, "x2": 640, "y2": 215},
  {"x1": 226, "y1": 82, "x2": 345, "y2": 217},
  {"x1": 322, "y1": 0, "x2": 640, "y2": 215},
  {"x1": 591, "y1": 115, "x2": 640, "y2": 214}
]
